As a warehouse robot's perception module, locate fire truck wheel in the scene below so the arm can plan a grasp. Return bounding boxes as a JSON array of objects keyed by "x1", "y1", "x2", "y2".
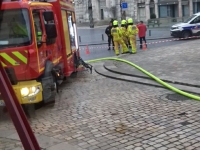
[
  {"x1": 41, "y1": 60, "x2": 57, "y2": 106},
  {"x1": 71, "y1": 72, "x2": 78, "y2": 78}
]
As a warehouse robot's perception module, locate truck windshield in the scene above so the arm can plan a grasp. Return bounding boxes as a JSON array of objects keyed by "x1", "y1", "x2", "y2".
[
  {"x1": 0, "y1": 9, "x2": 31, "y2": 50},
  {"x1": 184, "y1": 15, "x2": 197, "y2": 23}
]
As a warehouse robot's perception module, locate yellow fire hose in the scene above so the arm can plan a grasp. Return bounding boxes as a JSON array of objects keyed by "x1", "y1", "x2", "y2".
[{"x1": 86, "y1": 57, "x2": 200, "y2": 101}]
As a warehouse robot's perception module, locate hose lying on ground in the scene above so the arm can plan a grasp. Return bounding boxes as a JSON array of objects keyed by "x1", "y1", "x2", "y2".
[{"x1": 86, "y1": 57, "x2": 200, "y2": 101}]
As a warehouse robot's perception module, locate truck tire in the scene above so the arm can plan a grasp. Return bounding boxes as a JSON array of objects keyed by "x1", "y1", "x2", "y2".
[
  {"x1": 182, "y1": 31, "x2": 191, "y2": 39},
  {"x1": 38, "y1": 61, "x2": 57, "y2": 107},
  {"x1": 35, "y1": 61, "x2": 57, "y2": 109}
]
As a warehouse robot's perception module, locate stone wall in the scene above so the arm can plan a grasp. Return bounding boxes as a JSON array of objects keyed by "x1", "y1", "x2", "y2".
[{"x1": 75, "y1": 0, "x2": 138, "y2": 24}]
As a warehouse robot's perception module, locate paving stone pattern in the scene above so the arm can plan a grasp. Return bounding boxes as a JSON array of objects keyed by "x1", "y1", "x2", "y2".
[
  {"x1": 0, "y1": 138, "x2": 23, "y2": 150},
  {"x1": 114, "y1": 39, "x2": 200, "y2": 86},
  {"x1": 1, "y1": 64, "x2": 200, "y2": 149}
]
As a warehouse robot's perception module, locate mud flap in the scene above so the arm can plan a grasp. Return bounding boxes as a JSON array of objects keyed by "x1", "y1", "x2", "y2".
[{"x1": 41, "y1": 76, "x2": 56, "y2": 104}]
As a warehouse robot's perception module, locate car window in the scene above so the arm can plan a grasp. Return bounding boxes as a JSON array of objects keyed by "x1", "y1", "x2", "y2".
[{"x1": 191, "y1": 16, "x2": 200, "y2": 24}]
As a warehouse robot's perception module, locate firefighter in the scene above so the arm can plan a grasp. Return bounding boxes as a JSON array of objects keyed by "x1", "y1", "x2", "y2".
[
  {"x1": 111, "y1": 20, "x2": 128, "y2": 55},
  {"x1": 125, "y1": 19, "x2": 131, "y2": 48},
  {"x1": 127, "y1": 18, "x2": 139, "y2": 54},
  {"x1": 120, "y1": 20, "x2": 129, "y2": 50},
  {"x1": 11, "y1": 21, "x2": 28, "y2": 37}
]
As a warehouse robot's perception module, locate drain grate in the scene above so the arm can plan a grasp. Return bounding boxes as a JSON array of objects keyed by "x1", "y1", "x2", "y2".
[{"x1": 166, "y1": 93, "x2": 189, "y2": 101}]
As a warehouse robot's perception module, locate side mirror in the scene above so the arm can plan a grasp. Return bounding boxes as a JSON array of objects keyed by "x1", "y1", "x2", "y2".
[
  {"x1": 45, "y1": 24, "x2": 57, "y2": 39},
  {"x1": 43, "y1": 11, "x2": 54, "y2": 21}
]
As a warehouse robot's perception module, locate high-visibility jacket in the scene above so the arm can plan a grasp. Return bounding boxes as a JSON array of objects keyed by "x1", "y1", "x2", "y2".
[
  {"x1": 12, "y1": 22, "x2": 28, "y2": 36},
  {"x1": 120, "y1": 27, "x2": 127, "y2": 37},
  {"x1": 127, "y1": 25, "x2": 139, "y2": 38},
  {"x1": 111, "y1": 27, "x2": 121, "y2": 41},
  {"x1": 37, "y1": 31, "x2": 42, "y2": 41}
]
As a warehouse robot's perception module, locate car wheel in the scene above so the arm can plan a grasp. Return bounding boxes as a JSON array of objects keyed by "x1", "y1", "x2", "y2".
[{"x1": 182, "y1": 31, "x2": 191, "y2": 39}]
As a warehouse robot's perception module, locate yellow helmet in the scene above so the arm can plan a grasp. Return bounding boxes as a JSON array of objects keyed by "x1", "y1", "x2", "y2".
[
  {"x1": 128, "y1": 18, "x2": 133, "y2": 23},
  {"x1": 113, "y1": 20, "x2": 118, "y2": 26},
  {"x1": 121, "y1": 20, "x2": 126, "y2": 25}
]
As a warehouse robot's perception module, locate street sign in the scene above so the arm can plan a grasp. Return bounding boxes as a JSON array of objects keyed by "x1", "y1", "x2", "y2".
[{"x1": 121, "y1": 2, "x2": 128, "y2": 10}]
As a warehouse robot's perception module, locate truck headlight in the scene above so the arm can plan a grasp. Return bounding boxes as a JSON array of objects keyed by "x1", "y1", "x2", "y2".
[
  {"x1": 20, "y1": 86, "x2": 40, "y2": 98},
  {"x1": 21, "y1": 87, "x2": 29, "y2": 97},
  {"x1": 31, "y1": 87, "x2": 36, "y2": 93}
]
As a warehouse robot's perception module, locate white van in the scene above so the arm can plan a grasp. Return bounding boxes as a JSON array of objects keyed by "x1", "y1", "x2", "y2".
[{"x1": 170, "y1": 12, "x2": 200, "y2": 38}]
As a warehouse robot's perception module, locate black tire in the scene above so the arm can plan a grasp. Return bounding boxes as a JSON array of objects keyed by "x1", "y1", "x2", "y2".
[
  {"x1": 43, "y1": 60, "x2": 54, "y2": 78},
  {"x1": 182, "y1": 31, "x2": 191, "y2": 39},
  {"x1": 35, "y1": 61, "x2": 56, "y2": 109}
]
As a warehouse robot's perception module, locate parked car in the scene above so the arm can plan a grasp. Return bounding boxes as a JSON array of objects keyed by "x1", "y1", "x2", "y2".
[{"x1": 170, "y1": 12, "x2": 200, "y2": 38}]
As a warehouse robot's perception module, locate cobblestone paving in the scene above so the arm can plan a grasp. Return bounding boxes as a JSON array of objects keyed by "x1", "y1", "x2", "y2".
[
  {"x1": 0, "y1": 138, "x2": 23, "y2": 150},
  {"x1": 114, "y1": 39, "x2": 200, "y2": 85},
  {"x1": 1, "y1": 66, "x2": 200, "y2": 150}
]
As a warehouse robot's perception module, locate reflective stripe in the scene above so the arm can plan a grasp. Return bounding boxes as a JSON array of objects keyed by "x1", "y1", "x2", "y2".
[
  {"x1": 12, "y1": 51, "x2": 27, "y2": 64},
  {"x1": 0, "y1": 53, "x2": 18, "y2": 65},
  {"x1": 1, "y1": 62, "x2": 6, "y2": 67},
  {"x1": 132, "y1": 26, "x2": 136, "y2": 30}
]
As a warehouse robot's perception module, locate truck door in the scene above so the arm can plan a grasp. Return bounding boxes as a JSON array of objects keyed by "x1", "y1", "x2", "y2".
[
  {"x1": 190, "y1": 15, "x2": 200, "y2": 36},
  {"x1": 32, "y1": 10, "x2": 45, "y2": 71},
  {"x1": 61, "y1": 10, "x2": 76, "y2": 57}
]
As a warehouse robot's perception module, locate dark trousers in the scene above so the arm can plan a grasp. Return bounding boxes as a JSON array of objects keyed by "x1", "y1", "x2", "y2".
[
  {"x1": 139, "y1": 37, "x2": 147, "y2": 48},
  {"x1": 108, "y1": 36, "x2": 114, "y2": 49}
]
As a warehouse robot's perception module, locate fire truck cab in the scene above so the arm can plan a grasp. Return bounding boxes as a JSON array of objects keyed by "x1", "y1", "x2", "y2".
[{"x1": 0, "y1": 0, "x2": 88, "y2": 106}]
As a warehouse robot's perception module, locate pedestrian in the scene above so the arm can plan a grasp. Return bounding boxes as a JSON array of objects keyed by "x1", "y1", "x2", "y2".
[
  {"x1": 105, "y1": 22, "x2": 114, "y2": 50},
  {"x1": 120, "y1": 20, "x2": 129, "y2": 50},
  {"x1": 127, "y1": 18, "x2": 139, "y2": 54},
  {"x1": 111, "y1": 20, "x2": 128, "y2": 55},
  {"x1": 137, "y1": 21, "x2": 147, "y2": 49}
]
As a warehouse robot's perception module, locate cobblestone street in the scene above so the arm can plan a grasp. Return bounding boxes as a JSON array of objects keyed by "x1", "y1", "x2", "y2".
[
  {"x1": 1, "y1": 39, "x2": 200, "y2": 149},
  {"x1": 1, "y1": 67, "x2": 200, "y2": 150}
]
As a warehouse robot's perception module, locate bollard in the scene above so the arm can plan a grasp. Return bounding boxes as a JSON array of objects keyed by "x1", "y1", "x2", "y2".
[
  {"x1": 149, "y1": 30, "x2": 151, "y2": 36},
  {"x1": 79, "y1": 36, "x2": 81, "y2": 43},
  {"x1": 102, "y1": 34, "x2": 104, "y2": 41}
]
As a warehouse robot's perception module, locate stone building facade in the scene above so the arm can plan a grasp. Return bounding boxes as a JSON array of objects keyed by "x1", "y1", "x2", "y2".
[
  {"x1": 74, "y1": 0, "x2": 200, "y2": 23},
  {"x1": 74, "y1": 0, "x2": 138, "y2": 23}
]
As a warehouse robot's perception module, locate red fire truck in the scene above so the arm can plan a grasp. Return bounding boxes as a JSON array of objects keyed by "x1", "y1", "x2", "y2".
[{"x1": 0, "y1": 0, "x2": 91, "y2": 107}]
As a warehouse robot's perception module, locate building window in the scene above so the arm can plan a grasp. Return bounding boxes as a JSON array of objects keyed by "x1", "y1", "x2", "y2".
[
  {"x1": 159, "y1": 6, "x2": 168, "y2": 17},
  {"x1": 159, "y1": 4, "x2": 178, "y2": 18},
  {"x1": 138, "y1": 7, "x2": 145, "y2": 20},
  {"x1": 182, "y1": 5, "x2": 189, "y2": 16},
  {"x1": 193, "y1": 2, "x2": 200, "y2": 14},
  {"x1": 138, "y1": 3, "x2": 145, "y2": 20}
]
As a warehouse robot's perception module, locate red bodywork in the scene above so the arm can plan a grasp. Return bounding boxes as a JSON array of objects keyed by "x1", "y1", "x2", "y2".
[{"x1": 0, "y1": 0, "x2": 80, "y2": 81}]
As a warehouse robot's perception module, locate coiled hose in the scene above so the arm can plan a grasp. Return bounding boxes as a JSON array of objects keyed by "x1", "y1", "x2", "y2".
[{"x1": 86, "y1": 57, "x2": 200, "y2": 101}]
